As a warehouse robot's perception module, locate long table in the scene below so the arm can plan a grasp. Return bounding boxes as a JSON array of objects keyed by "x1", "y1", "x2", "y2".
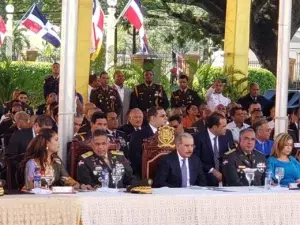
[{"x1": 1, "y1": 187, "x2": 300, "y2": 225}]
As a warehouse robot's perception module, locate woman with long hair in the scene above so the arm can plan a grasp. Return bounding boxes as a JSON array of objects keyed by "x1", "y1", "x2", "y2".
[
  {"x1": 267, "y1": 133, "x2": 300, "y2": 186},
  {"x1": 181, "y1": 104, "x2": 199, "y2": 129},
  {"x1": 21, "y1": 128, "x2": 80, "y2": 190}
]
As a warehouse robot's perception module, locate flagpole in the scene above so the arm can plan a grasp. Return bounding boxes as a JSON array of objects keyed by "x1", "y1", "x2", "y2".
[{"x1": 114, "y1": 0, "x2": 132, "y2": 26}]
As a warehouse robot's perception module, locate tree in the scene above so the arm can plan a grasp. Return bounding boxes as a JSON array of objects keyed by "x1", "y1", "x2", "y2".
[{"x1": 150, "y1": 0, "x2": 300, "y2": 75}]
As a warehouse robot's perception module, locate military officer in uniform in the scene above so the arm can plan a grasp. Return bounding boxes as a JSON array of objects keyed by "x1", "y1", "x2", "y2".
[
  {"x1": 77, "y1": 130, "x2": 136, "y2": 188},
  {"x1": 222, "y1": 128, "x2": 266, "y2": 186},
  {"x1": 171, "y1": 74, "x2": 202, "y2": 109},
  {"x1": 130, "y1": 70, "x2": 169, "y2": 112},
  {"x1": 43, "y1": 62, "x2": 60, "y2": 99},
  {"x1": 74, "y1": 111, "x2": 107, "y2": 142},
  {"x1": 90, "y1": 72, "x2": 122, "y2": 115}
]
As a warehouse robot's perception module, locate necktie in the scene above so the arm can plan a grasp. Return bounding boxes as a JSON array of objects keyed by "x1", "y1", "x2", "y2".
[
  {"x1": 181, "y1": 159, "x2": 188, "y2": 187},
  {"x1": 112, "y1": 131, "x2": 116, "y2": 137},
  {"x1": 246, "y1": 154, "x2": 253, "y2": 167},
  {"x1": 103, "y1": 156, "x2": 112, "y2": 169},
  {"x1": 213, "y1": 136, "x2": 219, "y2": 170}
]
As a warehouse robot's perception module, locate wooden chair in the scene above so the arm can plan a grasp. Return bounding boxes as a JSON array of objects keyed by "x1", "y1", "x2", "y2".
[
  {"x1": 142, "y1": 125, "x2": 176, "y2": 180},
  {"x1": 68, "y1": 140, "x2": 92, "y2": 180}
]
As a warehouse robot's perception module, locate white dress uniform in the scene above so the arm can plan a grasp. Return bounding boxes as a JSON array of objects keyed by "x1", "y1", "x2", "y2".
[{"x1": 206, "y1": 87, "x2": 231, "y2": 111}]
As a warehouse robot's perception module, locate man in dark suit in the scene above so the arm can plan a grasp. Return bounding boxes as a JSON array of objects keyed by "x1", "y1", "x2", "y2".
[
  {"x1": 238, "y1": 83, "x2": 272, "y2": 116},
  {"x1": 193, "y1": 112, "x2": 235, "y2": 186},
  {"x1": 154, "y1": 132, "x2": 206, "y2": 187},
  {"x1": 222, "y1": 128, "x2": 266, "y2": 186},
  {"x1": 119, "y1": 108, "x2": 144, "y2": 141},
  {"x1": 129, "y1": 107, "x2": 168, "y2": 178}
]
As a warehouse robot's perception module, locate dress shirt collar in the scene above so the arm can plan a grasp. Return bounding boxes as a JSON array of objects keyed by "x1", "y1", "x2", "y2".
[
  {"x1": 107, "y1": 129, "x2": 116, "y2": 135},
  {"x1": 32, "y1": 128, "x2": 36, "y2": 138},
  {"x1": 177, "y1": 151, "x2": 187, "y2": 162},
  {"x1": 149, "y1": 123, "x2": 157, "y2": 134},
  {"x1": 232, "y1": 121, "x2": 248, "y2": 129},
  {"x1": 114, "y1": 84, "x2": 123, "y2": 89},
  {"x1": 53, "y1": 75, "x2": 59, "y2": 80},
  {"x1": 207, "y1": 128, "x2": 216, "y2": 140},
  {"x1": 256, "y1": 138, "x2": 266, "y2": 144}
]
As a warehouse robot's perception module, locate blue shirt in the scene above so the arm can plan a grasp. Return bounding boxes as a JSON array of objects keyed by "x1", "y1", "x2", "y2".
[
  {"x1": 267, "y1": 156, "x2": 300, "y2": 186},
  {"x1": 255, "y1": 139, "x2": 273, "y2": 156}
]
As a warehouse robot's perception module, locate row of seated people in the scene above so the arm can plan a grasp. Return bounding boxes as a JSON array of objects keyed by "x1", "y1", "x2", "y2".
[{"x1": 2, "y1": 102, "x2": 300, "y2": 189}]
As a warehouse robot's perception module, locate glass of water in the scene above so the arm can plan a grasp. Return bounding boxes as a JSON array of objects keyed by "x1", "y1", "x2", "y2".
[
  {"x1": 275, "y1": 167, "x2": 285, "y2": 187},
  {"x1": 244, "y1": 168, "x2": 256, "y2": 190}
]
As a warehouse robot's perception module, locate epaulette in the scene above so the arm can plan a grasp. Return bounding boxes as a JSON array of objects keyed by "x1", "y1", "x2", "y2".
[
  {"x1": 110, "y1": 150, "x2": 124, "y2": 156},
  {"x1": 81, "y1": 151, "x2": 93, "y2": 158},
  {"x1": 224, "y1": 148, "x2": 236, "y2": 155},
  {"x1": 76, "y1": 132, "x2": 86, "y2": 141}
]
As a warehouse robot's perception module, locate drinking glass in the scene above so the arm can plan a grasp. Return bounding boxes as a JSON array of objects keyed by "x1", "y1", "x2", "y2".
[
  {"x1": 112, "y1": 162, "x2": 124, "y2": 189},
  {"x1": 275, "y1": 167, "x2": 285, "y2": 187},
  {"x1": 244, "y1": 168, "x2": 256, "y2": 190}
]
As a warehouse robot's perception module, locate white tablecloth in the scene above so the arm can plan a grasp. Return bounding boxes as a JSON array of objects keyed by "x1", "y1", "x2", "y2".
[{"x1": 77, "y1": 186, "x2": 300, "y2": 225}]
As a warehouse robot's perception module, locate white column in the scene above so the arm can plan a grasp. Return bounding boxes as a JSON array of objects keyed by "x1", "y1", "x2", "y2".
[
  {"x1": 274, "y1": 0, "x2": 292, "y2": 136},
  {"x1": 5, "y1": 4, "x2": 14, "y2": 59},
  {"x1": 105, "y1": 5, "x2": 116, "y2": 71},
  {"x1": 58, "y1": 0, "x2": 79, "y2": 163}
]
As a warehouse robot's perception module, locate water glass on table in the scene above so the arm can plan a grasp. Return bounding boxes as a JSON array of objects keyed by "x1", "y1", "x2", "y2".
[{"x1": 275, "y1": 167, "x2": 284, "y2": 187}]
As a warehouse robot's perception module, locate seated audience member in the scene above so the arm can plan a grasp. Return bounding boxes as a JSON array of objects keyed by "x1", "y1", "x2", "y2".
[
  {"x1": 289, "y1": 108, "x2": 299, "y2": 142},
  {"x1": 74, "y1": 114, "x2": 84, "y2": 136},
  {"x1": 222, "y1": 128, "x2": 266, "y2": 186},
  {"x1": 75, "y1": 111, "x2": 107, "y2": 142},
  {"x1": 17, "y1": 91, "x2": 34, "y2": 115},
  {"x1": 267, "y1": 105, "x2": 275, "y2": 130},
  {"x1": 36, "y1": 92, "x2": 57, "y2": 115},
  {"x1": 21, "y1": 129, "x2": 84, "y2": 190},
  {"x1": 226, "y1": 107, "x2": 250, "y2": 143},
  {"x1": 119, "y1": 108, "x2": 144, "y2": 140},
  {"x1": 3, "y1": 89, "x2": 20, "y2": 114},
  {"x1": 247, "y1": 109, "x2": 264, "y2": 127},
  {"x1": 206, "y1": 79, "x2": 231, "y2": 111},
  {"x1": 181, "y1": 104, "x2": 199, "y2": 129},
  {"x1": 129, "y1": 107, "x2": 168, "y2": 178},
  {"x1": 154, "y1": 133, "x2": 206, "y2": 188},
  {"x1": 77, "y1": 130, "x2": 135, "y2": 188},
  {"x1": 267, "y1": 133, "x2": 300, "y2": 186},
  {"x1": 106, "y1": 111, "x2": 128, "y2": 157},
  {"x1": 226, "y1": 102, "x2": 241, "y2": 123},
  {"x1": 254, "y1": 119, "x2": 273, "y2": 156},
  {"x1": 168, "y1": 107, "x2": 184, "y2": 119},
  {"x1": 193, "y1": 106, "x2": 211, "y2": 133},
  {"x1": 14, "y1": 111, "x2": 31, "y2": 130},
  {"x1": 245, "y1": 102, "x2": 262, "y2": 125},
  {"x1": 193, "y1": 112, "x2": 235, "y2": 186},
  {"x1": 78, "y1": 106, "x2": 101, "y2": 133},
  {"x1": 168, "y1": 115, "x2": 184, "y2": 136}
]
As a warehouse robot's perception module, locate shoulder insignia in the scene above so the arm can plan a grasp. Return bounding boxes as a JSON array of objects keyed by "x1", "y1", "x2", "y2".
[
  {"x1": 224, "y1": 148, "x2": 236, "y2": 155},
  {"x1": 81, "y1": 151, "x2": 93, "y2": 158},
  {"x1": 110, "y1": 151, "x2": 124, "y2": 156}
]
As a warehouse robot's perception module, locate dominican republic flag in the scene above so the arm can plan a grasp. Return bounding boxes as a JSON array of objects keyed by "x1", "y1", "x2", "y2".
[
  {"x1": 21, "y1": 4, "x2": 61, "y2": 48},
  {"x1": 91, "y1": 0, "x2": 105, "y2": 61},
  {"x1": 123, "y1": 0, "x2": 149, "y2": 53},
  {"x1": 172, "y1": 51, "x2": 183, "y2": 75},
  {"x1": 0, "y1": 16, "x2": 6, "y2": 47}
]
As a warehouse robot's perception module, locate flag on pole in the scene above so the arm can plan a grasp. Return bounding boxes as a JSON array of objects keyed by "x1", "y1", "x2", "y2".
[
  {"x1": 91, "y1": 0, "x2": 105, "y2": 61},
  {"x1": 123, "y1": 0, "x2": 149, "y2": 53},
  {"x1": 0, "y1": 16, "x2": 6, "y2": 47},
  {"x1": 21, "y1": 4, "x2": 61, "y2": 47},
  {"x1": 172, "y1": 51, "x2": 183, "y2": 75}
]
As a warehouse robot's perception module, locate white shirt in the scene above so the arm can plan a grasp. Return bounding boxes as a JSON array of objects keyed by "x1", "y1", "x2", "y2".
[
  {"x1": 114, "y1": 84, "x2": 124, "y2": 102},
  {"x1": 149, "y1": 123, "x2": 157, "y2": 134},
  {"x1": 177, "y1": 151, "x2": 190, "y2": 187},
  {"x1": 207, "y1": 128, "x2": 218, "y2": 173},
  {"x1": 32, "y1": 128, "x2": 36, "y2": 138},
  {"x1": 268, "y1": 120, "x2": 275, "y2": 130},
  {"x1": 226, "y1": 121, "x2": 250, "y2": 143},
  {"x1": 206, "y1": 87, "x2": 231, "y2": 111}
]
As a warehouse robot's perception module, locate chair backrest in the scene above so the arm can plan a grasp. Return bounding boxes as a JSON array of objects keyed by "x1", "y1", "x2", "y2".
[
  {"x1": 68, "y1": 140, "x2": 92, "y2": 180},
  {"x1": 142, "y1": 125, "x2": 176, "y2": 180}
]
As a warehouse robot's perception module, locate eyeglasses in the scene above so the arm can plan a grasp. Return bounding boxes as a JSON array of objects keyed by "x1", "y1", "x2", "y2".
[{"x1": 159, "y1": 114, "x2": 167, "y2": 118}]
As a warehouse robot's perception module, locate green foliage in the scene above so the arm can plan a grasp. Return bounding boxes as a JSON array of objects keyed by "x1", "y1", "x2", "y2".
[
  {"x1": 193, "y1": 65, "x2": 276, "y2": 102},
  {"x1": 0, "y1": 61, "x2": 51, "y2": 107}
]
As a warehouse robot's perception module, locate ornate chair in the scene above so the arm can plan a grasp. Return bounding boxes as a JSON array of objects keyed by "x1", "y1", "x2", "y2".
[
  {"x1": 68, "y1": 140, "x2": 92, "y2": 180},
  {"x1": 142, "y1": 125, "x2": 176, "y2": 180}
]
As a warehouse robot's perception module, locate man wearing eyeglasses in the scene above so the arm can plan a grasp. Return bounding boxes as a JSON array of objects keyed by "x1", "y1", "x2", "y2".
[
  {"x1": 153, "y1": 132, "x2": 206, "y2": 188},
  {"x1": 253, "y1": 119, "x2": 273, "y2": 156},
  {"x1": 129, "y1": 106, "x2": 168, "y2": 178}
]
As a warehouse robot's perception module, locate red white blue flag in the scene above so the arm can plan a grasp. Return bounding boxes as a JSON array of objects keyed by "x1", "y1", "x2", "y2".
[
  {"x1": 21, "y1": 4, "x2": 61, "y2": 48},
  {"x1": 0, "y1": 16, "x2": 6, "y2": 47}
]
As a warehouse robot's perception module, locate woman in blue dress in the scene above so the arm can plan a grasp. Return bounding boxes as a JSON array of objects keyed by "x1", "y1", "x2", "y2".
[{"x1": 267, "y1": 133, "x2": 300, "y2": 186}]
